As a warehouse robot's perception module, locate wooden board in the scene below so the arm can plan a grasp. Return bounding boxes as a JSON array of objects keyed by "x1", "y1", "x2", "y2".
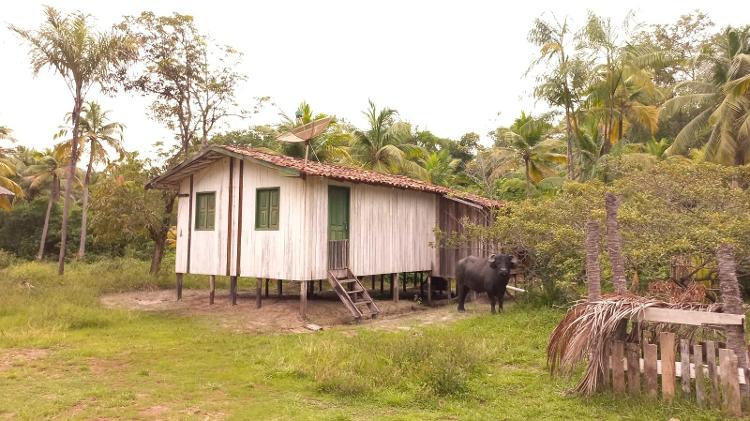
[
  {"x1": 680, "y1": 339, "x2": 691, "y2": 397},
  {"x1": 719, "y1": 349, "x2": 742, "y2": 416},
  {"x1": 693, "y1": 343, "x2": 705, "y2": 407},
  {"x1": 626, "y1": 342, "x2": 640, "y2": 395},
  {"x1": 641, "y1": 307, "x2": 744, "y2": 326},
  {"x1": 660, "y1": 332, "x2": 676, "y2": 402},
  {"x1": 612, "y1": 340, "x2": 625, "y2": 394},
  {"x1": 707, "y1": 340, "x2": 720, "y2": 407},
  {"x1": 643, "y1": 342, "x2": 658, "y2": 398}
]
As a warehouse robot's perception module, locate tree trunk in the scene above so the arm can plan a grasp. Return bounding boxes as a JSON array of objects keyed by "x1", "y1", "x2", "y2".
[
  {"x1": 150, "y1": 235, "x2": 166, "y2": 275},
  {"x1": 605, "y1": 193, "x2": 627, "y2": 294},
  {"x1": 717, "y1": 244, "x2": 747, "y2": 370},
  {"x1": 77, "y1": 144, "x2": 95, "y2": 259},
  {"x1": 524, "y1": 158, "x2": 531, "y2": 197},
  {"x1": 37, "y1": 177, "x2": 58, "y2": 260},
  {"x1": 564, "y1": 105, "x2": 575, "y2": 180},
  {"x1": 57, "y1": 90, "x2": 83, "y2": 275},
  {"x1": 149, "y1": 191, "x2": 176, "y2": 275},
  {"x1": 585, "y1": 220, "x2": 602, "y2": 300}
]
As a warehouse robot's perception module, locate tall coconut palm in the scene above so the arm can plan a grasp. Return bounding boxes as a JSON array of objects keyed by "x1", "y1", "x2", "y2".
[
  {"x1": 0, "y1": 127, "x2": 23, "y2": 210},
  {"x1": 486, "y1": 112, "x2": 568, "y2": 196},
  {"x1": 74, "y1": 102, "x2": 124, "y2": 258},
  {"x1": 662, "y1": 27, "x2": 750, "y2": 165},
  {"x1": 349, "y1": 100, "x2": 425, "y2": 178},
  {"x1": 23, "y1": 148, "x2": 68, "y2": 260},
  {"x1": 11, "y1": 6, "x2": 136, "y2": 274}
]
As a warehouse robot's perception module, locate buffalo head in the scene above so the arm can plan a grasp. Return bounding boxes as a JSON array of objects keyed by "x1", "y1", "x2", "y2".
[{"x1": 488, "y1": 253, "x2": 517, "y2": 277}]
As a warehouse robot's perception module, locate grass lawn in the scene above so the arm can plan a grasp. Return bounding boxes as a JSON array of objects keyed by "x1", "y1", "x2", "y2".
[{"x1": 0, "y1": 259, "x2": 730, "y2": 420}]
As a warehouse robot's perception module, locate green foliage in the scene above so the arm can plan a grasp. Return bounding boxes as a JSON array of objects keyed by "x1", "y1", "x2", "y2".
[
  {"x1": 462, "y1": 159, "x2": 750, "y2": 302},
  {"x1": 0, "y1": 249, "x2": 17, "y2": 269}
]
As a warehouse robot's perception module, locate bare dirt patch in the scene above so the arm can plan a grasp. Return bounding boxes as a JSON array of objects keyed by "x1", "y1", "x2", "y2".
[
  {"x1": 101, "y1": 288, "x2": 497, "y2": 334},
  {"x1": 0, "y1": 348, "x2": 49, "y2": 371}
]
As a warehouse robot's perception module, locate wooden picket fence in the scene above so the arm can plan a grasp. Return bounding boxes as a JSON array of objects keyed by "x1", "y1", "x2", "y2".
[{"x1": 607, "y1": 332, "x2": 746, "y2": 416}]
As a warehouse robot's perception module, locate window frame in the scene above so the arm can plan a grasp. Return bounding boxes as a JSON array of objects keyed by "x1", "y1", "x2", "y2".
[
  {"x1": 194, "y1": 191, "x2": 216, "y2": 231},
  {"x1": 255, "y1": 187, "x2": 280, "y2": 231}
]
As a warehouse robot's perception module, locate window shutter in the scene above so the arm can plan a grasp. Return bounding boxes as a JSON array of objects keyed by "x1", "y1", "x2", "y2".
[
  {"x1": 206, "y1": 193, "x2": 215, "y2": 230},
  {"x1": 269, "y1": 189, "x2": 279, "y2": 229},
  {"x1": 257, "y1": 190, "x2": 269, "y2": 228}
]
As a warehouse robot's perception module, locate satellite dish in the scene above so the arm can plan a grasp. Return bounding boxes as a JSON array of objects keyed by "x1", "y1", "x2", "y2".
[
  {"x1": 277, "y1": 116, "x2": 333, "y2": 143},
  {"x1": 276, "y1": 116, "x2": 333, "y2": 165}
]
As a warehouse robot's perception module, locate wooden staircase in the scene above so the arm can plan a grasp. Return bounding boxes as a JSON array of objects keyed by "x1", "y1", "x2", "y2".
[{"x1": 327, "y1": 268, "x2": 380, "y2": 319}]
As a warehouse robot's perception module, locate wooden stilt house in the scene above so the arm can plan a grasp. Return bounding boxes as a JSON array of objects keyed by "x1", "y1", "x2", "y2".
[{"x1": 147, "y1": 145, "x2": 499, "y2": 318}]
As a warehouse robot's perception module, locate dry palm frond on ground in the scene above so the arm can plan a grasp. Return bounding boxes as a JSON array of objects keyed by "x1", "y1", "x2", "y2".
[{"x1": 547, "y1": 295, "x2": 723, "y2": 395}]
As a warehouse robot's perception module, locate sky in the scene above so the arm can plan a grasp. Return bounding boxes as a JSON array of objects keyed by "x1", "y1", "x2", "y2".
[{"x1": 0, "y1": 1, "x2": 745, "y2": 158}]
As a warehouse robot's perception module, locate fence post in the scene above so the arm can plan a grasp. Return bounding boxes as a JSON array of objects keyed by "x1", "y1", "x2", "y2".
[
  {"x1": 719, "y1": 349, "x2": 742, "y2": 416},
  {"x1": 660, "y1": 332, "x2": 676, "y2": 402},
  {"x1": 706, "y1": 340, "x2": 720, "y2": 407},
  {"x1": 693, "y1": 343, "x2": 705, "y2": 407},
  {"x1": 644, "y1": 342, "x2": 658, "y2": 398},
  {"x1": 681, "y1": 339, "x2": 692, "y2": 398},
  {"x1": 612, "y1": 340, "x2": 625, "y2": 394},
  {"x1": 626, "y1": 342, "x2": 640, "y2": 395}
]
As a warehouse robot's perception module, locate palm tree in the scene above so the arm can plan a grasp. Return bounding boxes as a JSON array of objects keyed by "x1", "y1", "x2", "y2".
[
  {"x1": 349, "y1": 100, "x2": 425, "y2": 178},
  {"x1": 579, "y1": 13, "x2": 664, "y2": 154},
  {"x1": 11, "y1": 6, "x2": 136, "y2": 274},
  {"x1": 421, "y1": 149, "x2": 460, "y2": 186},
  {"x1": 0, "y1": 127, "x2": 23, "y2": 210},
  {"x1": 662, "y1": 27, "x2": 750, "y2": 165},
  {"x1": 278, "y1": 102, "x2": 350, "y2": 162},
  {"x1": 528, "y1": 15, "x2": 586, "y2": 179},
  {"x1": 74, "y1": 102, "x2": 124, "y2": 258},
  {"x1": 23, "y1": 148, "x2": 68, "y2": 260},
  {"x1": 486, "y1": 112, "x2": 568, "y2": 196}
]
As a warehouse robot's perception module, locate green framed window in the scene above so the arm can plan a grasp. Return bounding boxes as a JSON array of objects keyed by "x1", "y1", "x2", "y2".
[
  {"x1": 255, "y1": 188, "x2": 280, "y2": 230},
  {"x1": 195, "y1": 192, "x2": 216, "y2": 231}
]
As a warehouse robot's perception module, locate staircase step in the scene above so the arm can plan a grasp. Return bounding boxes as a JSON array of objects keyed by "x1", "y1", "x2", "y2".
[
  {"x1": 338, "y1": 278, "x2": 358, "y2": 284},
  {"x1": 353, "y1": 300, "x2": 373, "y2": 306}
]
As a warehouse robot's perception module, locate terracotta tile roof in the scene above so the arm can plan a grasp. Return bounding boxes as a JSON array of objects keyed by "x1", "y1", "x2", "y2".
[{"x1": 222, "y1": 145, "x2": 500, "y2": 208}]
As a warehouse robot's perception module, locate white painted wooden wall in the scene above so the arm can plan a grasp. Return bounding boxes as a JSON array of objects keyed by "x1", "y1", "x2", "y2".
[{"x1": 175, "y1": 157, "x2": 437, "y2": 280}]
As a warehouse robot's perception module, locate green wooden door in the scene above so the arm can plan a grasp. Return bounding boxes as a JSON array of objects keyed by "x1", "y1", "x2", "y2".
[{"x1": 328, "y1": 186, "x2": 350, "y2": 241}]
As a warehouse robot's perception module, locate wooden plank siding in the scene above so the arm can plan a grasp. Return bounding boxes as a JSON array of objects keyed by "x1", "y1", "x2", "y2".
[
  {"x1": 434, "y1": 196, "x2": 490, "y2": 278},
  {"x1": 175, "y1": 158, "x2": 465, "y2": 280}
]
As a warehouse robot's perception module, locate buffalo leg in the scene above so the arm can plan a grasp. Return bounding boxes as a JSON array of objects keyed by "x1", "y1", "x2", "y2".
[
  {"x1": 489, "y1": 294, "x2": 497, "y2": 314},
  {"x1": 457, "y1": 284, "x2": 469, "y2": 312}
]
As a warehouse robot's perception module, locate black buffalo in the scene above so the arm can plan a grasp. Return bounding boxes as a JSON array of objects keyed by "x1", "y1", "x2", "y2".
[{"x1": 456, "y1": 254, "x2": 516, "y2": 313}]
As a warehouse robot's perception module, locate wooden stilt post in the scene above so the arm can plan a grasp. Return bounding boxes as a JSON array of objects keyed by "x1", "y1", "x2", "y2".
[
  {"x1": 277, "y1": 279, "x2": 282, "y2": 297},
  {"x1": 380, "y1": 274, "x2": 384, "y2": 293},
  {"x1": 300, "y1": 281, "x2": 308, "y2": 319},
  {"x1": 403, "y1": 272, "x2": 407, "y2": 292},
  {"x1": 256, "y1": 277, "x2": 262, "y2": 309},
  {"x1": 209, "y1": 275, "x2": 216, "y2": 304},
  {"x1": 371, "y1": 275, "x2": 375, "y2": 291},
  {"x1": 230, "y1": 276, "x2": 238, "y2": 305},
  {"x1": 265, "y1": 278, "x2": 269, "y2": 297},
  {"x1": 319, "y1": 279, "x2": 323, "y2": 292},
  {"x1": 427, "y1": 274, "x2": 433, "y2": 306},
  {"x1": 389, "y1": 274, "x2": 394, "y2": 296},
  {"x1": 176, "y1": 273, "x2": 183, "y2": 301},
  {"x1": 392, "y1": 273, "x2": 399, "y2": 303}
]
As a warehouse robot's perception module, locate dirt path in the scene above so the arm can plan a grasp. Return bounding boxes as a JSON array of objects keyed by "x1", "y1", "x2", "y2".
[{"x1": 101, "y1": 288, "x2": 495, "y2": 334}]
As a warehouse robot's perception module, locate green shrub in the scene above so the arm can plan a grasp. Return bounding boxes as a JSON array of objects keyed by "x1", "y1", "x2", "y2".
[{"x1": 0, "y1": 249, "x2": 17, "y2": 269}]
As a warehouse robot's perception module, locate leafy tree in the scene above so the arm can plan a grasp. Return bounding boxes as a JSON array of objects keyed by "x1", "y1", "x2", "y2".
[
  {"x1": 89, "y1": 152, "x2": 170, "y2": 265},
  {"x1": 11, "y1": 6, "x2": 136, "y2": 274},
  {"x1": 350, "y1": 100, "x2": 425, "y2": 177},
  {"x1": 486, "y1": 112, "x2": 568, "y2": 196},
  {"x1": 118, "y1": 12, "x2": 245, "y2": 273}
]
